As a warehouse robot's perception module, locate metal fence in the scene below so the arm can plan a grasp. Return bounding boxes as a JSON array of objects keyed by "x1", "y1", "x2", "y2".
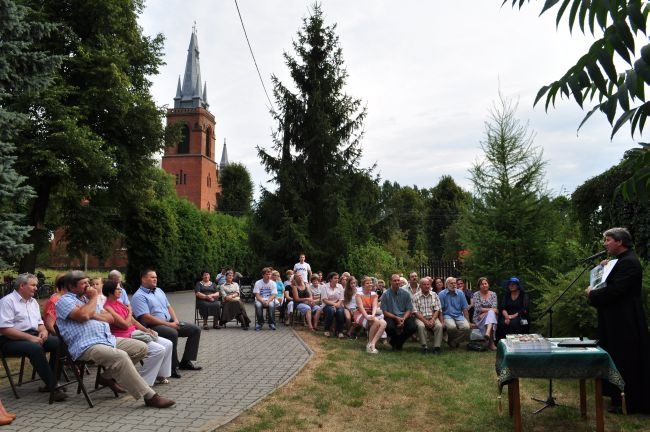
[{"x1": 417, "y1": 260, "x2": 465, "y2": 280}]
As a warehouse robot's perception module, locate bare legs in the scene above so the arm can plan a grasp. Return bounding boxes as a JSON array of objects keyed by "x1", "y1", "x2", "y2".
[
  {"x1": 367, "y1": 318, "x2": 387, "y2": 352},
  {"x1": 0, "y1": 399, "x2": 16, "y2": 425}
]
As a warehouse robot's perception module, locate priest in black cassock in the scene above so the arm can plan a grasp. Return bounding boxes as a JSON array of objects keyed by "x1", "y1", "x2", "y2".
[{"x1": 585, "y1": 227, "x2": 650, "y2": 414}]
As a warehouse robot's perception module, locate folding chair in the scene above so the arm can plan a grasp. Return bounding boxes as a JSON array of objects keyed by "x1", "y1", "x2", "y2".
[
  {"x1": 0, "y1": 352, "x2": 38, "y2": 398},
  {"x1": 51, "y1": 325, "x2": 119, "y2": 407}
]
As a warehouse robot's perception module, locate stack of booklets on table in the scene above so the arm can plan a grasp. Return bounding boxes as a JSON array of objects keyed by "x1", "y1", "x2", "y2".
[{"x1": 504, "y1": 334, "x2": 552, "y2": 352}]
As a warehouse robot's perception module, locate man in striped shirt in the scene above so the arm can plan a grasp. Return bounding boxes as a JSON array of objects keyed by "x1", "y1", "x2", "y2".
[{"x1": 412, "y1": 278, "x2": 443, "y2": 354}]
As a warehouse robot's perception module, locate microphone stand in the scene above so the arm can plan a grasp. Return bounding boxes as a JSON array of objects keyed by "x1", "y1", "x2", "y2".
[{"x1": 531, "y1": 260, "x2": 593, "y2": 414}]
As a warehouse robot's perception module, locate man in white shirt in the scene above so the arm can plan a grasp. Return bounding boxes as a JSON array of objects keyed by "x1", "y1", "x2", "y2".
[
  {"x1": 0, "y1": 273, "x2": 65, "y2": 401},
  {"x1": 254, "y1": 267, "x2": 277, "y2": 330},
  {"x1": 293, "y1": 254, "x2": 312, "y2": 282}
]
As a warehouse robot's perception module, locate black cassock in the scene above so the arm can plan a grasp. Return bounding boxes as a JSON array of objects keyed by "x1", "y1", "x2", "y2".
[{"x1": 588, "y1": 249, "x2": 650, "y2": 414}]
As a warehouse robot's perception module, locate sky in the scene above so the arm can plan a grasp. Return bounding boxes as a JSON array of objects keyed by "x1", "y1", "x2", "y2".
[{"x1": 137, "y1": 0, "x2": 641, "y2": 199}]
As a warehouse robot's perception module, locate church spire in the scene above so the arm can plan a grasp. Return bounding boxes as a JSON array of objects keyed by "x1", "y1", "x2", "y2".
[
  {"x1": 220, "y1": 138, "x2": 229, "y2": 171},
  {"x1": 174, "y1": 25, "x2": 208, "y2": 109}
]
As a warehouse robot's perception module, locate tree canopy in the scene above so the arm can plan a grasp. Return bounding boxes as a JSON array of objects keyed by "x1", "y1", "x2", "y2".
[
  {"x1": 218, "y1": 163, "x2": 254, "y2": 216},
  {"x1": 0, "y1": 0, "x2": 59, "y2": 268},
  {"x1": 506, "y1": 0, "x2": 650, "y2": 198},
  {"x1": 9, "y1": 0, "x2": 167, "y2": 271}
]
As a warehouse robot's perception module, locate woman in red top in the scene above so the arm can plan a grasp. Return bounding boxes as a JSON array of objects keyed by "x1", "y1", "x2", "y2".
[{"x1": 102, "y1": 280, "x2": 173, "y2": 385}]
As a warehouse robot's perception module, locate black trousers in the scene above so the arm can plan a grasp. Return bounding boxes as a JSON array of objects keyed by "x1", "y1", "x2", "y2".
[
  {"x1": 149, "y1": 323, "x2": 201, "y2": 369},
  {"x1": 0, "y1": 333, "x2": 59, "y2": 387},
  {"x1": 385, "y1": 316, "x2": 417, "y2": 349}
]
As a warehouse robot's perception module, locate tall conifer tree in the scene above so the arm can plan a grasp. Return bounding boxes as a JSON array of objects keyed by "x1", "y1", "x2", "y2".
[
  {"x1": 0, "y1": 0, "x2": 59, "y2": 267},
  {"x1": 459, "y1": 94, "x2": 550, "y2": 284},
  {"x1": 253, "y1": 3, "x2": 372, "y2": 270}
]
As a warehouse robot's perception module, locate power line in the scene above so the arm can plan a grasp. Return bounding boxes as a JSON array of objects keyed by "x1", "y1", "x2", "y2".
[{"x1": 234, "y1": 0, "x2": 275, "y2": 112}]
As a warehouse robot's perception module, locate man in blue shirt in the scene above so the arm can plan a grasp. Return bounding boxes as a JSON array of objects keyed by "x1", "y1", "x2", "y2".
[
  {"x1": 380, "y1": 274, "x2": 417, "y2": 351},
  {"x1": 132, "y1": 269, "x2": 202, "y2": 378},
  {"x1": 438, "y1": 277, "x2": 470, "y2": 348}
]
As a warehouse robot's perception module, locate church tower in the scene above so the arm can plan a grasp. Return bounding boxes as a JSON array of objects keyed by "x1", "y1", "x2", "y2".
[{"x1": 162, "y1": 26, "x2": 220, "y2": 211}]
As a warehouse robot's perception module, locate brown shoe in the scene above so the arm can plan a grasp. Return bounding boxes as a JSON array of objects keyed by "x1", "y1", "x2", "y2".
[
  {"x1": 52, "y1": 389, "x2": 68, "y2": 402},
  {"x1": 96, "y1": 375, "x2": 127, "y2": 394},
  {"x1": 144, "y1": 393, "x2": 176, "y2": 408}
]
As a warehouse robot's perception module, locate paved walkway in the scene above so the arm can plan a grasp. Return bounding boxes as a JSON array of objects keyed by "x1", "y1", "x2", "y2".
[{"x1": 1, "y1": 291, "x2": 312, "y2": 432}]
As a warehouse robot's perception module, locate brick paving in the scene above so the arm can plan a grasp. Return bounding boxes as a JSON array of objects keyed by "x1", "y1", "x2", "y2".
[{"x1": 2, "y1": 291, "x2": 312, "y2": 432}]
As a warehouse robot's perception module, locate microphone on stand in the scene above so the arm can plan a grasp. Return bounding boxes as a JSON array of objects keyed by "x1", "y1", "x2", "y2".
[{"x1": 580, "y1": 250, "x2": 607, "y2": 263}]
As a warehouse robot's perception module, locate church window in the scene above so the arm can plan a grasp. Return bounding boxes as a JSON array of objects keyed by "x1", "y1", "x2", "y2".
[
  {"x1": 178, "y1": 124, "x2": 189, "y2": 154},
  {"x1": 205, "y1": 127, "x2": 212, "y2": 157}
]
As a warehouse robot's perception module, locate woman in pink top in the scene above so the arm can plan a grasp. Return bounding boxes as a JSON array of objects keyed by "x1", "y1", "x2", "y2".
[{"x1": 102, "y1": 280, "x2": 173, "y2": 385}]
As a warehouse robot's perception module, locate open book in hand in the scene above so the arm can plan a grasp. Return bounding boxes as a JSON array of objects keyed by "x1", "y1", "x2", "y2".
[{"x1": 589, "y1": 259, "x2": 618, "y2": 290}]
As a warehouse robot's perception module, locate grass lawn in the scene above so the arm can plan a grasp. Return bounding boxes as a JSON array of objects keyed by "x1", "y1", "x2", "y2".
[{"x1": 222, "y1": 330, "x2": 649, "y2": 432}]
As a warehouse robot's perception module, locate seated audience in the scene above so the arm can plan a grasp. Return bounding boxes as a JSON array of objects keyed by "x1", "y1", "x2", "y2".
[
  {"x1": 309, "y1": 275, "x2": 322, "y2": 306},
  {"x1": 132, "y1": 269, "x2": 202, "y2": 378},
  {"x1": 405, "y1": 271, "x2": 420, "y2": 297},
  {"x1": 271, "y1": 270, "x2": 287, "y2": 323},
  {"x1": 354, "y1": 277, "x2": 387, "y2": 354},
  {"x1": 0, "y1": 273, "x2": 64, "y2": 401},
  {"x1": 457, "y1": 277, "x2": 473, "y2": 322},
  {"x1": 433, "y1": 277, "x2": 445, "y2": 294},
  {"x1": 194, "y1": 271, "x2": 221, "y2": 330},
  {"x1": 253, "y1": 267, "x2": 277, "y2": 331},
  {"x1": 439, "y1": 277, "x2": 470, "y2": 348},
  {"x1": 56, "y1": 271, "x2": 175, "y2": 408},
  {"x1": 291, "y1": 273, "x2": 321, "y2": 331},
  {"x1": 103, "y1": 280, "x2": 173, "y2": 385},
  {"x1": 497, "y1": 277, "x2": 530, "y2": 340},
  {"x1": 471, "y1": 277, "x2": 498, "y2": 350},
  {"x1": 412, "y1": 277, "x2": 443, "y2": 354},
  {"x1": 279, "y1": 270, "x2": 294, "y2": 325},
  {"x1": 43, "y1": 274, "x2": 66, "y2": 334},
  {"x1": 471, "y1": 277, "x2": 498, "y2": 347},
  {"x1": 375, "y1": 279, "x2": 386, "y2": 298},
  {"x1": 343, "y1": 276, "x2": 361, "y2": 337},
  {"x1": 219, "y1": 270, "x2": 251, "y2": 329},
  {"x1": 321, "y1": 272, "x2": 345, "y2": 338},
  {"x1": 89, "y1": 277, "x2": 106, "y2": 308},
  {"x1": 380, "y1": 274, "x2": 417, "y2": 351},
  {"x1": 107, "y1": 269, "x2": 131, "y2": 309}
]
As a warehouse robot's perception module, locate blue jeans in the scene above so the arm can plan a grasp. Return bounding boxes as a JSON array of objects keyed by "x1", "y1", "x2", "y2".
[
  {"x1": 255, "y1": 300, "x2": 276, "y2": 325},
  {"x1": 323, "y1": 305, "x2": 344, "y2": 333}
]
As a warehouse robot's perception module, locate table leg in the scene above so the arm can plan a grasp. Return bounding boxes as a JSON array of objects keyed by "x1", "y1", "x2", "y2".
[
  {"x1": 595, "y1": 378, "x2": 603, "y2": 432},
  {"x1": 579, "y1": 379, "x2": 587, "y2": 418},
  {"x1": 508, "y1": 382, "x2": 514, "y2": 416},
  {"x1": 512, "y1": 379, "x2": 521, "y2": 432}
]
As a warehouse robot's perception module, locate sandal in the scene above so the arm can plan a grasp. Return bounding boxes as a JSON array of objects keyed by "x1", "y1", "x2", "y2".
[
  {"x1": 155, "y1": 377, "x2": 170, "y2": 385},
  {"x1": 202, "y1": 324, "x2": 209, "y2": 330},
  {"x1": 213, "y1": 323, "x2": 220, "y2": 329}
]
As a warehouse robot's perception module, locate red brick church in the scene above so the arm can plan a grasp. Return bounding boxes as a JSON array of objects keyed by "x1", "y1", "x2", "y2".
[
  {"x1": 162, "y1": 26, "x2": 227, "y2": 211},
  {"x1": 50, "y1": 28, "x2": 228, "y2": 268}
]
